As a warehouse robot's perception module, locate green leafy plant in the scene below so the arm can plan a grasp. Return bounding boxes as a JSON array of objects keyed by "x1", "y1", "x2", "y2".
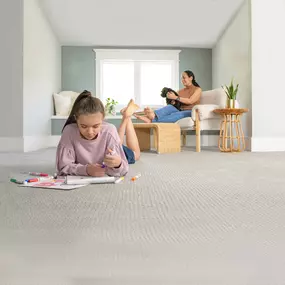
[
  {"x1": 105, "y1": 97, "x2": 118, "y2": 115},
  {"x1": 222, "y1": 79, "x2": 239, "y2": 100}
]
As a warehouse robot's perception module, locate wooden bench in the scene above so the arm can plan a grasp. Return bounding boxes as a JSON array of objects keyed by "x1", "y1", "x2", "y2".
[{"x1": 133, "y1": 123, "x2": 181, "y2": 154}]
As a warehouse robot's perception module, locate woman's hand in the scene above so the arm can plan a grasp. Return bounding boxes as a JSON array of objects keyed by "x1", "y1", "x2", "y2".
[
  {"x1": 87, "y1": 164, "x2": 106, "y2": 177},
  {"x1": 103, "y1": 154, "x2": 122, "y2": 168},
  {"x1": 167, "y1": 91, "x2": 178, "y2": 100}
]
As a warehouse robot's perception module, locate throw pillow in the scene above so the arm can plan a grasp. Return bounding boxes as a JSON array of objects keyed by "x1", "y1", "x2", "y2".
[{"x1": 53, "y1": 93, "x2": 72, "y2": 116}]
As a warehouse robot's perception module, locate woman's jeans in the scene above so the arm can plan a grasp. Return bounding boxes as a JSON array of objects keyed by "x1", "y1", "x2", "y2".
[{"x1": 152, "y1": 105, "x2": 192, "y2": 123}]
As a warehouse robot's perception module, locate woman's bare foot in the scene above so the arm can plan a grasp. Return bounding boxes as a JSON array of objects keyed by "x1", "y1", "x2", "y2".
[
  {"x1": 143, "y1": 107, "x2": 155, "y2": 120},
  {"x1": 134, "y1": 114, "x2": 152, "y2": 123}
]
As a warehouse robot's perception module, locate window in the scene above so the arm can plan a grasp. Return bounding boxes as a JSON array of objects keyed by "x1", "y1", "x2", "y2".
[
  {"x1": 102, "y1": 61, "x2": 134, "y2": 106},
  {"x1": 140, "y1": 61, "x2": 173, "y2": 106},
  {"x1": 94, "y1": 49, "x2": 181, "y2": 110}
]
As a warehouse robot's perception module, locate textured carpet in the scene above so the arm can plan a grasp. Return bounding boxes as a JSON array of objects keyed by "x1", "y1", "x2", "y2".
[{"x1": 1, "y1": 147, "x2": 285, "y2": 285}]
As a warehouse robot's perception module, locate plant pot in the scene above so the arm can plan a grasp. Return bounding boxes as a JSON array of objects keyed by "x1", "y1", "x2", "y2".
[
  {"x1": 109, "y1": 105, "x2": 116, "y2": 116},
  {"x1": 226, "y1": 99, "x2": 235, "y2": 108}
]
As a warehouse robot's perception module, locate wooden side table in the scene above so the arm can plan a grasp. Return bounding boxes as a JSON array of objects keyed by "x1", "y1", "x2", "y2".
[
  {"x1": 133, "y1": 123, "x2": 181, "y2": 154},
  {"x1": 213, "y1": 108, "x2": 249, "y2": 152}
]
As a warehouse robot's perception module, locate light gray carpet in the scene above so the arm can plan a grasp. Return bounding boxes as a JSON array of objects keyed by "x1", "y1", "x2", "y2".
[{"x1": 1, "y1": 147, "x2": 285, "y2": 285}]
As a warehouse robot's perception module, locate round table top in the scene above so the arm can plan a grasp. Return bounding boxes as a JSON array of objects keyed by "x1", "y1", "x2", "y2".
[{"x1": 214, "y1": 108, "x2": 249, "y2": 115}]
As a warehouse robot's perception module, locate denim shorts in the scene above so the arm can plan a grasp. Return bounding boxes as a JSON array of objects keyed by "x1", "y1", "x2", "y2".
[{"x1": 122, "y1": 145, "x2": 135, "y2": 164}]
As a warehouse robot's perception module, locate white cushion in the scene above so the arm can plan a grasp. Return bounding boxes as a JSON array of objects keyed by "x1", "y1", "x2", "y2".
[
  {"x1": 53, "y1": 93, "x2": 72, "y2": 116},
  {"x1": 53, "y1": 91, "x2": 80, "y2": 116},
  {"x1": 176, "y1": 88, "x2": 227, "y2": 132},
  {"x1": 200, "y1": 87, "x2": 227, "y2": 106},
  {"x1": 176, "y1": 117, "x2": 194, "y2": 129},
  {"x1": 191, "y1": 104, "x2": 221, "y2": 121},
  {"x1": 59, "y1": 91, "x2": 80, "y2": 107}
]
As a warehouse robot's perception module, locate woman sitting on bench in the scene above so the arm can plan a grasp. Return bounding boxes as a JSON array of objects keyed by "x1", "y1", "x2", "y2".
[{"x1": 134, "y1": 70, "x2": 202, "y2": 123}]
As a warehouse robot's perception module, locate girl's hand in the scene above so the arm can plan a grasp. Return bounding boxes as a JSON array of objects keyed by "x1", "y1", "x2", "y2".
[
  {"x1": 87, "y1": 164, "x2": 106, "y2": 177},
  {"x1": 103, "y1": 154, "x2": 122, "y2": 168},
  {"x1": 167, "y1": 91, "x2": 178, "y2": 100}
]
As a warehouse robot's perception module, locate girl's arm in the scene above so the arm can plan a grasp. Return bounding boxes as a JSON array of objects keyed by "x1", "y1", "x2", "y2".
[
  {"x1": 56, "y1": 144, "x2": 88, "y2": 176},
  {"x1": 56, "y1": 128, "x2": 88, "y2": 176},
  {"x1": 104, "y1": 132, "x2": 129, "y2": 177}
]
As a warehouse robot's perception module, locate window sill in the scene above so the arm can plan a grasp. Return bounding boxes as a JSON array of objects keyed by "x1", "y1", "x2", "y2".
[
  {"x1": 51, "y1": 115, "x2": 123, "y2": 120},
  {"x1": 51, "y1": 105, "x2": 164, "y2": 120}
]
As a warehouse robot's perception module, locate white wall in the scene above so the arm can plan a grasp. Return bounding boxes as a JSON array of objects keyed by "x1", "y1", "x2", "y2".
[
  {"x1": 251, "y1": 0, "x2": 285, "y2": 151},
  {"x1": 23, "y1": 0, "x2": 61, "y2": 152},
  {"x1": 212, "y1": 0, "x2": 252, "y2": 143},
  {"x1": 0, "y1": 0, "x2": 24, "y2": 151}
]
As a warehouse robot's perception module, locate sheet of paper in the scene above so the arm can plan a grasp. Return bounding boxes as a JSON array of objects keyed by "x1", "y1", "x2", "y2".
[
  {"x1": 19, "y1": 179, "x2": 86, "y2": 190},
  {"x1": 65, "y1": 175, "x2": 116, "y2": 185}
]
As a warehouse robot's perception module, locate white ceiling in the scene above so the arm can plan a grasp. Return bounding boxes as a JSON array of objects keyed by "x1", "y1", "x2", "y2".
[{"x1": 40, "y1": 0, "x2": 245, "y2": 48}]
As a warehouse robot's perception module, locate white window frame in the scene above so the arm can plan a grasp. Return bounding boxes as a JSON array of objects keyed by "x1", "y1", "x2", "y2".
[{"x1": 93, "y1": 49, "x2": 181, "y2": 110}]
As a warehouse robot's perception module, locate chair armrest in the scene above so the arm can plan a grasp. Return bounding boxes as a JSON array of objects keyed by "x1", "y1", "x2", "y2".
[{"x1": 191, "y1": 104, "x2": 221, "y2": 121}]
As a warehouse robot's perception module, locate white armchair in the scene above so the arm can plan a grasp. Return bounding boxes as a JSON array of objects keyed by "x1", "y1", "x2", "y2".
[{"x1": 176, "y1": 88, "x2": 227, "y2": 152}]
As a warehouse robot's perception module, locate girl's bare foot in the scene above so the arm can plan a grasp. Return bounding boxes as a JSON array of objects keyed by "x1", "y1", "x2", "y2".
[
  {"x1": 120, "y1": 107, "x2": 127, "y2": 115},
  {"x1": 134, "y1": 114, "x2": 152, "y2": 123},
  {"x1": 124, "y1": 99, "x2": 140, "y2": 117}
]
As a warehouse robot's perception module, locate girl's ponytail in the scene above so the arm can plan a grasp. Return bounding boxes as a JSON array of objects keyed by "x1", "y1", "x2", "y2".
[{"x1": 62, "y1": 90, "x2": 92, "y2": 132}]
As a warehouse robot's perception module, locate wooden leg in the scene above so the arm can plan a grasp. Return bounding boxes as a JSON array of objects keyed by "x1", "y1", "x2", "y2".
[
  {"x1": 234, "y1": 115, "x2": 241, "y2": 151},
  {"x1": 155, "y1": 124, "x2": 181, "y2": 154},
  {"x1": 237, "y1": 115, "x2": 246, "y2": 151},
  {"x1": 229, "y1": 115, "x2": 234, "y2": 151},
  {"x1": 134, "y1": 128, "x2": 151, "y2": 151},
  {"x1": 218, "y1": 117, "x2": 225, "y2": 151},
  {"x1": 182, "y1": 131, "x2": 187, "y2": 146},
  {"x1": 195, "y1": 109, "x2": 201, "y2": 152},
  {"x1": 224, "y1": 114, "x2": 228, "y2": 150},
  {"x1": 153, "y1": 127, "x2": 158, "y2": 152},
  {"x1": 219, "y1": 114, "x2": 229, "y2": 152}
]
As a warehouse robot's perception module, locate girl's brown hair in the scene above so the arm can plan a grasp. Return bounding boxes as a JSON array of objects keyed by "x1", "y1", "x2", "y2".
[{"x1": 62, "y1": 90, "x2": 105, "y2": 132}]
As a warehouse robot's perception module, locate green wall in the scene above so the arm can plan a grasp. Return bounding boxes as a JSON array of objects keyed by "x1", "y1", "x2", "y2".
[
  {"x1": 61, "y1": 46, "x2": 212, "y2": 93},
  {"x1": 54, "y1": 46, "x2": 212, "y2": 136}
]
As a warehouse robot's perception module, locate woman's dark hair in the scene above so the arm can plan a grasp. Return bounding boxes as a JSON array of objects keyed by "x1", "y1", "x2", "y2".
[
  {"x1": 62, "y1": 90, "x2": 105, "y2": 132},
  {"x1": 184, "y1": 70, "x2": 200, "y2": 87}
]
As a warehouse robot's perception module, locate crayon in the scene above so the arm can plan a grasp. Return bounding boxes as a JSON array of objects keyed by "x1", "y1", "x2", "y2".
[
  {"x1": 131, "y1": 173, "x2": 141, "y2": 181},
  {"x1": 28, "y1": 172, "x2": 49, "y2": 177},
  {"x1": 115, "y1": 177, "x2": 124, "y2": 184},
  {"x1": 25, "y1": 177, "x2": 54, "y2": 183},
  {"x1": 10, "y1": 178, "x2": 27, "y2": 185}
]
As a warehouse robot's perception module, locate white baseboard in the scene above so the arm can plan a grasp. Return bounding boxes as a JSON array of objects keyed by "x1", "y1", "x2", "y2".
[
  {"x1": 49, "y1": 135, "x2": 61, "y2": 147},
  {"x1": 0, "y1": 136, "x2": 61, "y2": 152},
  {"x1": 23, "y1": 135, "x2": 53, "y2": 152},
  {"x1": 251, "y1": 137, "x2": 285, "y2": 152},
  {"x1": 244, "y1": 136, "x2": 251, "y2": 151},
  {"x1": 0, "y1": 137, "x2": 24, "y2": 152},
  {"x1": 182, "y1": 135, "x2": 252, "y2": 150}
]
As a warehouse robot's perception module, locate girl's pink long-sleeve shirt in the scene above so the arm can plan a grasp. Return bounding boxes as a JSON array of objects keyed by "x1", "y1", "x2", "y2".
[{"x1": 56, "y1": 122, "x2": 129, "y2": 177}]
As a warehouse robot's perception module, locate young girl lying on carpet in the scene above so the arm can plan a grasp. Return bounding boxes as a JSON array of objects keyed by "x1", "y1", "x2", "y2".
[{"x1": 56, "y1": 90, "x2": 140, "y2": 177}]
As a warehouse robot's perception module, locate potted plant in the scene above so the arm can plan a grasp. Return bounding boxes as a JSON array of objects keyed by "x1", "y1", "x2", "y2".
[
  {"x1": 105, "y1": 98, "x2": 118, "y2": 116},
  {"x1": 222, "y1": 79, "x2": 239, "y2": 108}
]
